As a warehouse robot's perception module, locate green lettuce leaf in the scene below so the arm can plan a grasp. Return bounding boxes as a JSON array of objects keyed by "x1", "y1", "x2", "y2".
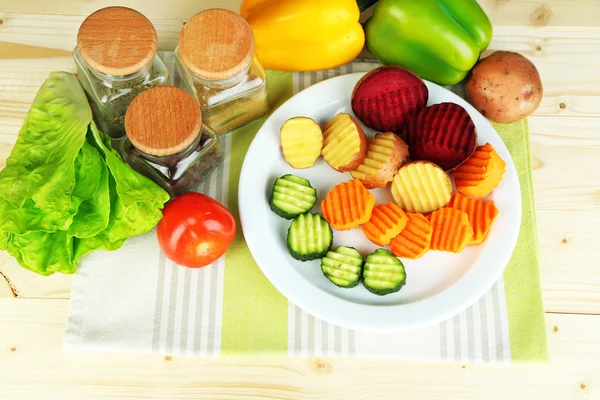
[
  {"x1": 0, "y1": 72, "x2": 91, "y2": 233},
  {"x1": 6, "y1": 230, "x2": 75, "y2": 276},
  {"x1": 67, "y1": 141, "x2": 109, "y2": 240},
  {"x1": 0, "y1": 230, "x2": 7, "y2": 250},
  {"x1": 72, "y1": 125, "x2": 169, "y2": 260},
  {"x1": 0, "y1": 72, "x2": 169, "y2": 275}
]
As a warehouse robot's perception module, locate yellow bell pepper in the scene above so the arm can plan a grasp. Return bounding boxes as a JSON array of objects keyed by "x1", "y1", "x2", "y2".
[{"x1": 240, "y1": 0, "x2": 365, "y2": 72}]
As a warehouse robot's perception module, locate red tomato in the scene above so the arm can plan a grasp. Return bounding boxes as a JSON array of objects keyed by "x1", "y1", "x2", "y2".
[{"x1": 157, "y1": 192, "x2": 236, "y2": 268}]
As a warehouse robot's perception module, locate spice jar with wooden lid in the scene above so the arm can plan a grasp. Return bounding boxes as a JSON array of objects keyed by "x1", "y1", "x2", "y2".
[
  {"x1": 119, "y1": 86, "x2": 223, "y2": 198},
  {"x1": 175, "y1": 8, "x2": 269, "y2": 135},
  {"x1": 73, "y1": 6, "x2": 169, "y2": 140}
]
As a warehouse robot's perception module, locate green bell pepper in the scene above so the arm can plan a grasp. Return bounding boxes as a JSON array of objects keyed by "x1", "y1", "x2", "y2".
[{"x1": 365, "y1": 0, "x2": 493, "y2": 86}]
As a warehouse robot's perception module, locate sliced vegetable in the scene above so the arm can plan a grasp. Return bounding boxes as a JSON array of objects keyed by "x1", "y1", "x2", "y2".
[
  {"x1": 350, "y1": 132, "x2": 410, "y2": 189},
  {"x1": 321, "y1": 179, "x2": 376, "y2": 231},
  {"x1": 280, "y1": 117, "x2": 323, "y2": 169},
  {"x1": 363, "y1": 248, "x2": 407, "y2": 295},
  {"x1": 270, "y1": 174, "x2": 317, "y2": 219},
  {"x1": 390, "y1": 212, "x2": 433, "y2": 260},
  {"x1": 446, "y1": 193, "x2": 498, "y2": 245},
  {"x1": 321, "y1": 113, "x2": 368, "y2": 172},
  {"x1": 287, "y1": 212, "x2": 333, "y2": 261},
  {"x1": 321, "y1": 246, "x2": 363, "y2": 288},
  {"x1": 452, "y1": 143, "x2": 506, "y2": 198},
  {"x1": 429, "y1": 208, "x2": 473, "y2": 253},
  {"x1": 391, "y1": 161, "x2": 452, "y2": 213},
  {"x1": 404, "y1": 102, "x2": 478, "y2": 171},
  {"x1": 362, "y1": 203, "x2": 408, "y2": 246},
  {"x1": 351, "y1": 66, "x2": 428, "y2": 134}
]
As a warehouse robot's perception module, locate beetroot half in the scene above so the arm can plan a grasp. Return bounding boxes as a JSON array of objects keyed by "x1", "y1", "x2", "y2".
[
  {"x1": 404, "y1": 102, "x2": 478, "y2": 171},
  {"x1": 351, "y1": 66, "x2": 429, "y2": 134}
]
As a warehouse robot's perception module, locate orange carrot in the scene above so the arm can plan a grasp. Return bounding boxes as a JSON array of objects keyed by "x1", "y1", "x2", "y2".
[
  {"x1": 390, "y1": 212, "x2": 433, "y2": 259},
  {"x1": 447, "y1": 193, "x2": 499, "y2": 245},
  {"x1": 321, "y1": 179, "x2": 376, "y2": 231},
  {"x1": 429, "y1": 208, "x2": 473, "y2": 253},
  {"x1": 453, "y1": 143, "x2": 506, "y2": 198},
  {"x1": 362, "y1": 203, "x2": 409, "y2": 246}
]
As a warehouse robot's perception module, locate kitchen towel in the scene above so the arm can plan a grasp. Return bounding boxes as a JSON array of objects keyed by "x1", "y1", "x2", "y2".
[{"x1": 63, "y1": 54, "x2": 548, "y2": 363}]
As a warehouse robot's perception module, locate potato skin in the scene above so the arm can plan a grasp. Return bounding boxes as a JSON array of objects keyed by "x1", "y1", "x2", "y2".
[
  {"x1": 335, "y1": 115, "x2": 368, "y2": 172},
  {"x1": 466, "y1": 51, "x2": 543, "y2": 123},
  {"x1": 357, "y1": 133, "x2": 409, "y2": 189}
]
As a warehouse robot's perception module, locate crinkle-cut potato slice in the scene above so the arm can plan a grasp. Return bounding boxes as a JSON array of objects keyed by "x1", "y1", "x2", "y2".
[
  {"x1": 453, "y1": 143, "x2": 506, "y2": 198},
  {"x1": 350, "y1": 132, "x2": 410, "y2": 189},
  {"x1": 391, "y1": 161, "x2": 452, "y2": 213},
  {"x1": 321, "y1": 113, "x2": 368, "y2": 172},
  {"x1": 390, "y1": 212, "x2": 433, "y2": 260},
  {"x1": 321, "y1": 179, "x2": 376, "y2": 231},
  {"x1": 362, "y1": 203, "x2": 409, "y2": 246},
  {"x1": 429, "y1": 208, "x2": 473, "y2": 253},
  {"x1": 280, "y1": 117, "x2": 323, "y2": 169},
  {"x1": 447, "y1": 193, "x2": 499, "y2": 245}
]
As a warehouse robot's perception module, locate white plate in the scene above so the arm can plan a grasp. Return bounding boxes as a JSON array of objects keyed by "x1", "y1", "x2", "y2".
[{"x1": 238, "y1": 72, "x2": 521, "y2": 333}]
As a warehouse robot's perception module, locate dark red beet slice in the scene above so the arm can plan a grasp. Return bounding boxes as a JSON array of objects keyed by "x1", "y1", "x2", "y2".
[
  {"x1": 405, "y1": 102, "x2": 478, "y2": 171},
  {"x1": 351, "y1": 66, "x2": 429, "y2": 134}
]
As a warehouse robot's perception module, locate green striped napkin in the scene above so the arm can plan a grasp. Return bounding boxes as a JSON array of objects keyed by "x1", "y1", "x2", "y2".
[{"x1": 64, "y1": 57, "x2": 548, "y2": 363}]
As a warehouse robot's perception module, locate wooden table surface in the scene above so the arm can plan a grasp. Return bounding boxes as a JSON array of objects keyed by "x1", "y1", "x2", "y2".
[{"x1": 1, "y1": 1, "x2": 600, "y2": 398}]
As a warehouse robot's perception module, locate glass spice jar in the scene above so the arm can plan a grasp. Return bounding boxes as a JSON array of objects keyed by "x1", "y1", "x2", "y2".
[
  {"x1": 73, "y1": 6, "x2": 169, "y2": 140},
  {"x1": 175, "y1": 8, "x2": 269, "y2": 135},
  {"x1": 119, "y1": 86, "x2": 223, "y2": 198}
]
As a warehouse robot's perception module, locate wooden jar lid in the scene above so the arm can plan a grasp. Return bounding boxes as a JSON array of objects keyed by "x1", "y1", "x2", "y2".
[
  {"x1": 179, "y1": 9, "x2": 255, "y2": 80},
  {"x1": 77, "y1": 6, "x2": 158, "y2": 76},
  {"x1": 124, "y1": 86, "x2": 202, "y2": 157}
]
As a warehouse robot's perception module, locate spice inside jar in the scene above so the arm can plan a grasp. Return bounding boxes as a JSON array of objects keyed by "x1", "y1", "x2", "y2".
[
  {"x1": 120, "y1": 86, "x2": 223, "y2": 198},
  {"x1": 73, "y1": 6, "x2": 169, "y2": 140},
  {"x1": 175, "y1": 8, "x2": 269, "y2": 135}
]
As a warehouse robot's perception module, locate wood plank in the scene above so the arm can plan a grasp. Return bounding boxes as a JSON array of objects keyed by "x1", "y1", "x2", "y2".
[
  {"x1": 0, "y1": 57, "x2": 75, "y2": 109},
  {"x1": 485, "y1": 27, "x2": 600, "y2": 117},
  {"x1": 1, "y1": 0, "x2": 600, "y2": 28},
  {"x1": 0, "y1": 0, "x2": 240, "y2": 21},
  {"x1": 481, "y1": 0, "x2": 600, "y2": 28},
  {"x1": 0, "y1": 42, "x2": 71, "y2": 59},
  {"x1": 0, "y1": 298, "x2": 598, "y2": 399},
  {"x1": 0, "y1": 13, "x2": 185, "y2": 52},
  {"x1": 538, "y1": 210, "x2": 600, "y2": 314},
  {"x1": 0, "y1": 272, "x2": 16, "y2": 297},
  {"x1": 529, "y1": 116, "x2": 600, "y2": 211},
  {"x1": 0, "y1": 252, "x2": 72, "y2": 298}
]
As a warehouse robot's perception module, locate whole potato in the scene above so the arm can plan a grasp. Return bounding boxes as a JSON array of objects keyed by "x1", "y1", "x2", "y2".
[{"x1": 466, "y1": 51, "x2": 543, "y2": 123}]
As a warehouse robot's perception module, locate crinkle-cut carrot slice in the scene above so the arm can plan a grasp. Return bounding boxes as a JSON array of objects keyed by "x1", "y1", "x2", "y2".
[
  {"x1": 321, "y1": 179, "x2": 376, "y2": 231},
  {"x1": 453, "y1": 143, "x2": 506, "y2": 198},
  {"x1": 429, "y1": 208, "x2": 473, "y2": 253},
  {"x1": 390, "y1": 212, "x2": 433, "y2": 259},
  {"x1": 362, "y1": 203, "x2": 409, "y2": 246},
  {"x1": 447, "y1": 193, "x2": 499, "y2": 245}
]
